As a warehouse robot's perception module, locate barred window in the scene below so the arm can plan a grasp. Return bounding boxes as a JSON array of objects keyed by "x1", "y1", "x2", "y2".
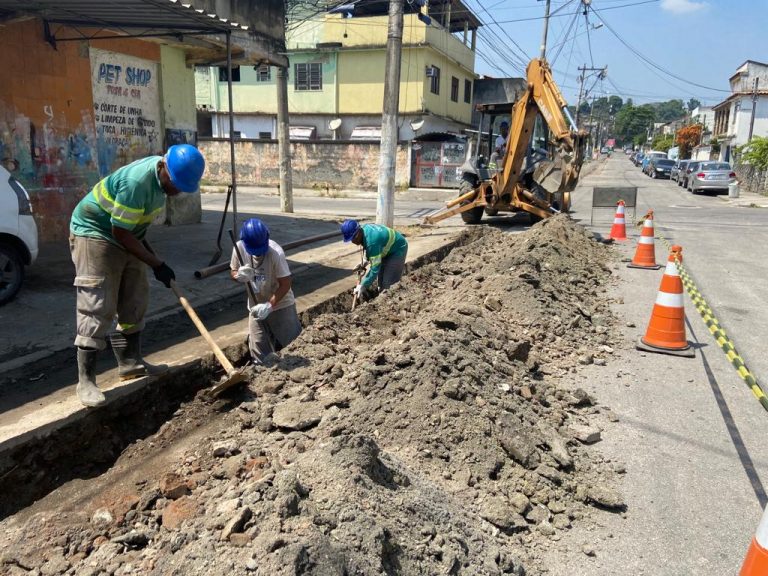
[
  {"x1": 294, "y1": 62, "x2": 323, "y2": 91},
  {"x1": 255, "y1": 65, "x2": 271, "y2": 82},
  {"x1": 218, "y1": 66, "x2": 240, "y2": 82},
  {"x1": 464, "y1": 79, "x2": 472, "y2": 104},
  {"x1": 451, "y1": 77, "x2": 459, "y2": 102},
  {"x1": 430, "y1": 66, "x2": 440, "y2": 95}
]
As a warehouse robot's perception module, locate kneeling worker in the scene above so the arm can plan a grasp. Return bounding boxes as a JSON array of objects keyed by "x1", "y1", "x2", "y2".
[
  {"x1": 69, "y1": 144, "x2": 206, "y2": 407},
  {"x1": 231, "y1": 218, "x2": 302, "y2": 363},
  {"x1": 340, "y1": 220, "x2": 408, "y2": 300}
]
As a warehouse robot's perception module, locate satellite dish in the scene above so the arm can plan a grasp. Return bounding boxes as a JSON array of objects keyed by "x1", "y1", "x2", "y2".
[
  {"x1": 410, "y1": 119, "x2": 425, "y2": 131},
  {"x1": 329, "y1": 118, "x2": 342, "y2": 130}
]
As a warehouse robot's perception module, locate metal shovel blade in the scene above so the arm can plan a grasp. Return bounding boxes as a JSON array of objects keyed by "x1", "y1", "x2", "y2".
[{"x1": 210, "y1": 368, "x2": 249, "y2": 397}]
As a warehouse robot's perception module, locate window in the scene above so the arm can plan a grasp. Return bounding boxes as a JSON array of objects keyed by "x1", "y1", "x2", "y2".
[
  {"x1": 450, "y1": 77, "x2": 459, "y2": 102},
  {"x1": 429, "y1": 66, "x2": 440, "y2": 95},
  {"x1": 255, "y1": 65, "x2": 271, "y2": 82},
  {"x1": 258, "y1": 131, "x2": 272, "y2": 139},
  {"x1": 294, "y1": 62, "x2": 322, "y2": 91},
  {"x1": 464, "y1": 79, "x2": 472, "y2": 104},
  {"x1": 218, "y1": 66, "x2": 241, "y2": 82}
]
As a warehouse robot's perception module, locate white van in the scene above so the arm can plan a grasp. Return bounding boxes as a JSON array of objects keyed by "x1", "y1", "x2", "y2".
[{"x1": 0, "y1": 165, "x2": 38, "y2": 305}]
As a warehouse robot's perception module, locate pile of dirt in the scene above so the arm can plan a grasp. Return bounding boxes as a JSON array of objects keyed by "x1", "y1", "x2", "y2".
[{"x1": 1, "y1": 216, "x2": 624, "y2": 576}]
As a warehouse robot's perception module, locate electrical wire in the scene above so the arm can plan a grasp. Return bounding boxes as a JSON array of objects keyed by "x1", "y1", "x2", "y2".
[{"x1": 588, "y1": 4, "x2": 730, "y2": 93}]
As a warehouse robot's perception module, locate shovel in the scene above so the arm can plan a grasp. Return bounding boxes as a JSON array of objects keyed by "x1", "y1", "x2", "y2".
[{"x1": 170, "y1": 280, "x2": 247, "y2": 396}]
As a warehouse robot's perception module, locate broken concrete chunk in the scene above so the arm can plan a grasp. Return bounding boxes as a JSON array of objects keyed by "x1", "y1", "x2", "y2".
[
  {"x1": 586, "y1": 486, "x2": 625, "y2": 510},
  {"x1": 159, "y1": 472, "x2": 190, "y2": 500},
  {"x1": 272, "y1": 399, "x2": 323, "y2": 431},
  {"x1": 570, "y1": 425, "x2": 602, "y2": 444},
  {"x1": 212, "y1": 441, "x2": 240, "y2": 458},
  {"x1": 480, "y1": 497, "x2": 528, "y2": 532},
  {"x1": 220, "y1": 507, "x2": 253, "y2": 541}
]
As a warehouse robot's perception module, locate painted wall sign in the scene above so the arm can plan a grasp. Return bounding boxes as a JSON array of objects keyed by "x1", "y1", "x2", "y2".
[{"x1": 90, "y1": 48, "x2": 161, "y2": 175}]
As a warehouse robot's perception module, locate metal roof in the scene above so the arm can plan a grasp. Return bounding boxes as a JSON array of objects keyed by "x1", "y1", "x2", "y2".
[{"x1": 0, "y1": 0, "x2": 250, "y2": 33}]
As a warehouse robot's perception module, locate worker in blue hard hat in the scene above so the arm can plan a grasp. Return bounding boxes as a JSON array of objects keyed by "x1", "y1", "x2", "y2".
[
  {"x1": 341, "y1": 219, "x2": 408, "y2": 301},
  {"x1": 231, "y1": 218, "x2": 302, "y2": 363},
  {"x1": 69, "y1": 144, "x2": 206, "y2": 407}
]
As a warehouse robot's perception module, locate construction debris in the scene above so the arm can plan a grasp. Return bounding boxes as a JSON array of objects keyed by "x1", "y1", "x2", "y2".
[{"x1": 1, "y1": 216, "x2": 625, "y2": 575}]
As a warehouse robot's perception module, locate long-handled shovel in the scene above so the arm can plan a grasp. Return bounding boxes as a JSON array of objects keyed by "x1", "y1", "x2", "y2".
[{"x1": 170, "y1": 280, "x2": 247, "y2": 396}]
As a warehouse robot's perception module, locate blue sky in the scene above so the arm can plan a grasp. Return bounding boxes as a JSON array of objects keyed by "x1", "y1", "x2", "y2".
[{"x1": 469, "y1": 0, "x2": 767, "y2": 107}]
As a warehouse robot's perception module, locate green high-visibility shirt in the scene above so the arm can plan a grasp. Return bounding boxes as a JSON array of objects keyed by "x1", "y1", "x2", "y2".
[
  {"x1": 70, "y1": 156, "x2": 166, "y2": 245},
  {"x1": 361, "y1": 224, "x2": 408, "y2": 287}
]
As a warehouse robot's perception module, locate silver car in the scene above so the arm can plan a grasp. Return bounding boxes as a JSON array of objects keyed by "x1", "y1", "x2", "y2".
[
  {"x1": 671, "y1": 160, "x2": 689, "y2": 183},
  {"x1": 687, "y1": 161, "x2": 736, "y2": 194}
]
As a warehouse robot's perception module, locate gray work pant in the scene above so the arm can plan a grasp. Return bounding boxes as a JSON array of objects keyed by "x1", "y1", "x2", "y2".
[
  {"x1": 378, "y1": 249, "x2": 408, "y2": 290},
  {"x1": 248, "y1": 303, "x2": 302, "y2": 363},
  {"x1": 70, "y1": 235, "x2": 149, "y2": 350}
]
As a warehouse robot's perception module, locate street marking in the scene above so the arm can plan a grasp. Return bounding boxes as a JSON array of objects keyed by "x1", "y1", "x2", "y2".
[{"x1": 641, "y1": 220, "x2": 768, "y2": 413}]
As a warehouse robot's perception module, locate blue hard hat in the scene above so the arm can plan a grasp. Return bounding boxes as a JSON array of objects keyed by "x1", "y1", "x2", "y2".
[
  {"x1": 240, "y1": 218, "x2": 270, "y2": 256},
  {"x1": 341, "y1": 219, "x2": 360, "y2": 242},
  {"x1": 164, "y1": 144, "x2": 205, "y2": 193}
]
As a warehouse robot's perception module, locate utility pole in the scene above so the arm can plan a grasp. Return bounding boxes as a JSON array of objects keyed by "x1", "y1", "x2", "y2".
[
  {"x1": 276, "y1": 66, "x2": 293, "y2": 213},
  {"x1": 376, "y1": 0, "x2": 404, "y2": 227},
  {"x1": 539, "y1": 0, "x2": 551, "y2": 59},
  {"x1": 748, "y1": 77, "x2": 759, "y2": 142},
  {"x1": 575, "y1": 65, "x2": 607, "y2": 128}
]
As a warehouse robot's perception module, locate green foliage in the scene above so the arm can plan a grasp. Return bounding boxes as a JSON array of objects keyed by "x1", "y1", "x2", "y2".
[
  {"x1": 651, "y1": 134, "x2": 675, "y2": 152},
  {"x1": 736, "y1": 136, "x2": 768, "y2": 170},
  {"x1": 615, "y1": 103, "x2": 655, "y2": 144},
  {"x1": 687, "y1": 98, "x2": 701, "y2": 112},
  {"x1": 651, "y1": 99, "x2": 686, "y2": 123}
]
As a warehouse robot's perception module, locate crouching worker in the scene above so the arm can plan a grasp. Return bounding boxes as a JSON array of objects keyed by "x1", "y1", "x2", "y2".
[
  {"x1": 231, "y1": 218, "x2": 302, "y2": 363},
  {"x1": 69, "y1": 144, "x2": 206, "y2": 407},
  {"x1": 341, "y1": 219, "x2": 408, "y2": 301}
]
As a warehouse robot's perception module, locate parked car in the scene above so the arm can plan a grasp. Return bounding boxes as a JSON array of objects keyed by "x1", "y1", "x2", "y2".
[
  {"x1": 600, "y1": 146, "x2": 610, "y2": 154},
  {"x1": 0, "y1": 166, "x2": 38, "y2": 305},
  {"x1": 680, "y1": 161, "x2": 700, "y2": 188},
  {"x1": 671, "y1": 159, "x2": 689, "y2": 183},
  {"x1": 687, "y1": 161, "x2": 736, "y2": 194},
  {"x1": 642, "y1": 151, "x2": 668, "y2": 175},
  {"x1": 648, "y1": 158, "x2": 676, "y2": 179},
  {"x1": 633, "y1": 153, "x2": 645, "y2": 167}
]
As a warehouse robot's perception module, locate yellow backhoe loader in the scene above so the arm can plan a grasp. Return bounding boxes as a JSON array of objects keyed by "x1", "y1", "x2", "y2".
[{"x1": 423, "y1": 58, "x2": 587, "y2": 225}]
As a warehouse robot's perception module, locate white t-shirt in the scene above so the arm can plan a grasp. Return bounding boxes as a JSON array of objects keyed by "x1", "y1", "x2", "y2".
[
  {"x1": 495, "y1": 134, "x2": 507, "y2": 153},
  {"x1": 230, "y1": 239, "x2": 295, "y2": 312}
]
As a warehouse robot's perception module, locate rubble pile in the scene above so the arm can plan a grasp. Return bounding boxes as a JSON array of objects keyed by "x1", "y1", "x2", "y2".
[{"x1": 2, "y1": 216, "x2": 625, "y2": 576}]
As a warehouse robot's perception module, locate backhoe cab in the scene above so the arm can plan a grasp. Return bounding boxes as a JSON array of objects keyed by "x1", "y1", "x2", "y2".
[{"x1": 423, "y1": 59, "x2": 587, "y2": 225}]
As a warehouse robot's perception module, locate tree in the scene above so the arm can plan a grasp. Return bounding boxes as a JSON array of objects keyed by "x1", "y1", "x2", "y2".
[
  {"x1": 687, "y1": 98, "x2": 701, "y2": 112},
  {"x1": 608, "y1": 95, "x2": 624, "y2": 115},
  {"x1": 653, "y1": 99, "x2": 686, "y2": 123},
  {"x1": 615, "y1": 103, "x2": 655, "y2": 144},
  {"x1": 652, "y1": 133, "x2": 675, "y2": 152},
  {"x1": 735, "y1": 136, "x2": 768, "y2": 170},
  {"x1": 676, "y1": 124, "x2": 702, "y2": 159}
]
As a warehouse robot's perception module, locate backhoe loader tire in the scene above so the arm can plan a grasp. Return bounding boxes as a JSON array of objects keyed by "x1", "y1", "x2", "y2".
[
  {"x1": 458, "y1": 181, "x2": 484, "y2": 225},
  {"x1": 484, "y1": 208, "x2": 499, "y2": 216}
]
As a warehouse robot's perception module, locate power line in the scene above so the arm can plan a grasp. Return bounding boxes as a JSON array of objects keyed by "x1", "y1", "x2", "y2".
[{"x1": 588, "y1": 5, "x2": 730, "y2": 93}]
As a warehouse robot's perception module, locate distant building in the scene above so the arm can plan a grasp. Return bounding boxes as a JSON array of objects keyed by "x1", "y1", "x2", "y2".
[
  {"x1": 712, "y1": 60, "x2": 768, "y2": 161},
  {"x1": 196, "y1": 0, "x2": 482, "y2": 141}
]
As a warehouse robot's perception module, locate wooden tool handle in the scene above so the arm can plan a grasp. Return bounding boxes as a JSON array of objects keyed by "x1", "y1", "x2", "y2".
[{"x1": 171, "y1": 281, "x2": 236, "y2": 373}]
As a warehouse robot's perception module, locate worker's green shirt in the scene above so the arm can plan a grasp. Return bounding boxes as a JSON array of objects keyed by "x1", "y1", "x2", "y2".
[
  {"x1": 70, "y1": 155, "x2": 166, "y2": 245},
  {"x1": 361, "y1": 224, "x2": 408, "y2": 287}
]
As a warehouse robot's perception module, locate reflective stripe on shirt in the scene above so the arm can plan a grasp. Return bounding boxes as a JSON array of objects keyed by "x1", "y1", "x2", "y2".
[{"x1": 92, "y1": 180, "x2": 163, "y2": 226}]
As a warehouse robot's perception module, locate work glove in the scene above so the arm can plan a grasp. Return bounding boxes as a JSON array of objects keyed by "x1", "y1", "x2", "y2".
[
  {"x1": 250, "y1": 302, "x2": 272, "y2": 321},
  {"x1": 352, "y1": 284, "x2": 364, "y2": 298},
  {"x1": 152, "y1": 262, "x2": 175, "y2": 288},
  {"x1": 235, "y1": 265, "x2": 256, "y2": 283}
]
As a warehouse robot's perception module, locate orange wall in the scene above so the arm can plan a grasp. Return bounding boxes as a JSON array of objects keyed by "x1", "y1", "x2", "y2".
[{"x1": 0, "y1": 19, "x2": 162, "y2": 241}]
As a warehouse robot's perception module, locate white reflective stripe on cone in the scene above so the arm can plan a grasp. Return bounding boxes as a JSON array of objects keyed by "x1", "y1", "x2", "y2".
[
  {"x1": 664, "y1": 261, "x2": 679, "y2": 276},
  {"x1": 614, "y1": 218, "x2": 625, "y2": 224},
  {"x1": 655, "y1": 291, "x2": 684, "y2": 307},
  {"x1": 756, "y1": 506, "x2": 768, "y2": 548},
  {"x1": 639, "y1": 236, "x2": 654, "y2": 245},
  {"x1": 616, "y1": 207, "x2": 625, "y2": 214},
  {"x1": 644, "y1": 220, "x2": 653, "y2": 228}
]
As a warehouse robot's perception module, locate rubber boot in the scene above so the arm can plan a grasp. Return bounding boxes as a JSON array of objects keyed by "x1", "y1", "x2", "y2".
[
  {"x1": 111, "y1": 331, "x2": 168, "y2": 380},
  {"x1": 76, "y1": 347, "x2": 106, "y2": 407}
]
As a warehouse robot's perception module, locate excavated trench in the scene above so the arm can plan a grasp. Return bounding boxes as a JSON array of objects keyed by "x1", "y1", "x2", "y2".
[
  {"x1": 1, "y1": 218, "x2": 626, "y2": 576},
  {"x1": 0, "y1": 230, "x2": 479, "y2": 521}
]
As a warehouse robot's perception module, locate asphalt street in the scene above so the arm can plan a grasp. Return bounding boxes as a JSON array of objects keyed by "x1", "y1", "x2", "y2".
[{"x1": 545, "y1": 155, "x2": 768, "y2": 575}]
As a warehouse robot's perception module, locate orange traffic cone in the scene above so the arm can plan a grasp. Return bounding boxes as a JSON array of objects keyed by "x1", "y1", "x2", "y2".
[
  {"x1": 636, "y1": 245, "x2": 694, "y2": 357},
  {"x1": 740, "y1": 505, "x2": 768, "y2": 575},
  {"x1": 609, "y1": 200, "x2": 627, "y2": 241},
  {"x1": 628, "y1": 210, "x2": 661, "y2": 269}
]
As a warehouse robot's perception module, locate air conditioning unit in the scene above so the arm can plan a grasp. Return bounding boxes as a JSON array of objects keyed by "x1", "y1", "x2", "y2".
[{"x1": 425, "y1": 66, "x2": 437, "y2": 77}]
